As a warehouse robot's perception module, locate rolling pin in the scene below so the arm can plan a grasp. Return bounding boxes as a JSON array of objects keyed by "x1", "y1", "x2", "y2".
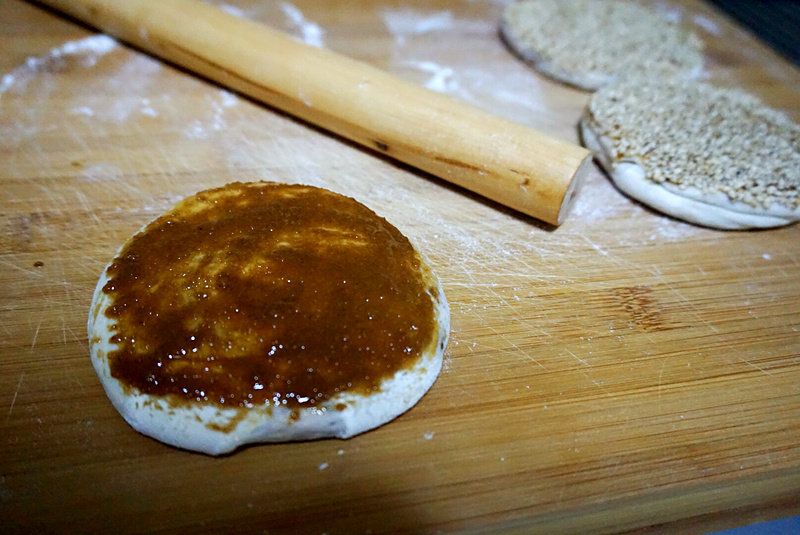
[{"x1": 36, "y1": 0, "x2": 592, "y2": 225}]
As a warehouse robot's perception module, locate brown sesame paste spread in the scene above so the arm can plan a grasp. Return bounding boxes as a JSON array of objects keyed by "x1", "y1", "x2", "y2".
[{"x1": 102, "y1": 182, "x2": 438, "y2": 409}]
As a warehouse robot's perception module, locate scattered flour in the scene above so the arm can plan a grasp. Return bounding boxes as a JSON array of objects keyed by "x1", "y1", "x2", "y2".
[
  {"x1": 184, "y1": 89, "x2": 239, "y2": 139},
  {"x1": 692, "y1": 14, "x2": 721, "y2": 35},
  {"x1": 652, "y1": 1, "x2": 685, "y2": 24},
  {"x1": 404, "y1": 61, "x2": 458, "y2": 93},
  {"x1": 0, "y1": 4, "x2": 720, "y2": 309},
  {"x1": 139, "y1": 98, "x2": 158, "y2": 117},
  {"x1": 100, "y1": 55, "x2": 164, "y2": 123},
  {"x1": 381, "y1": 8, "x2": 492, "y2": 45},
  {"x1": 382, "y1": 9, "x2": 454, "y2": 44},
  {"x1": 5, "y1": 6, "x2": 787, "y2": 442},
  {"x1": 217, "y1": 3, "x2": 247, "y2": 18},
  {"x1": 70, "y1": 106, "x2": 95, "y2": 117},
  {"x1": 399, "y1": 60, "x2": 551, "y2": 120},
  {"x1": 81, "y1": 162, "x2": 124, "y2": 183},
  {"x1": 1, "y1": 36, "x2": 164, "y2": 126},
  {"x1": 219, "y1": 89, "x2": 238, "y2": 108},
  {"x1": 59, "y1": 34, "x2": 117, "y2": 56},
  {"x1": 380, "y1": 7, "x2": 548, "y2": 122},
  {"x1": 0, "y1": 26, "x2": 696, "y2": 256},
  {"x1": 0, "y1": 74, "x2": 14, "y2": 94},
  {"x1": 280, "y1": 2, "x2": 325, "y2": 48},
  {"x1": 212, "y1": 0, "x2": 325, "y2": 47},
  {"x1": 0, "y1": 35, "x2": 118, "y2": 96}
]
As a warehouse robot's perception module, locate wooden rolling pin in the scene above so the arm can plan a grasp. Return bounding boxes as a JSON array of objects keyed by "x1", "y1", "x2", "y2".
[{"x1": 37, "y1": 0, "x2": 592, "y2": 225}]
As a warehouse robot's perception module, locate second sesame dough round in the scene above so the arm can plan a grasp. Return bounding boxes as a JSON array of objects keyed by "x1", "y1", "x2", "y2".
[
  {"x1": 580, "y1": 78, "x2": 800, "y2": 229},
  {"x1": 500, "y1": 0, "x2": 703, "y2": 90}
]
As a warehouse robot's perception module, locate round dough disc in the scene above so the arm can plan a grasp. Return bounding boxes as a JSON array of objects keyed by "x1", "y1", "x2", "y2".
[
  {"x1": 88, "y1": 182, "x2": 450, "y2": 455},
  {"x1": 500, "y1": 0, "x2": 703, "y2": 90},
  {"x1": 580, "y1": 78, "x2": 800, "y2": 229}
]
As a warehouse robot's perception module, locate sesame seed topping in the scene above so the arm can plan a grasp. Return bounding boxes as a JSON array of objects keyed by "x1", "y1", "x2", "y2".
[
  {"x1": 502, "y1": 0, "x2": 703, "y2": 89},
  {"x1": 587, "y1": 78, "x2": 800, "y2": 210}
]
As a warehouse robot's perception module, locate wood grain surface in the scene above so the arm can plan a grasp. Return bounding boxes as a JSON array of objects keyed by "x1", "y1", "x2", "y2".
[
  {"x1": 37, "y1": 0, "x2": 593, "y2": 226},
  {"x1": 2, "y1": 0, "x2": 799, "y2": 533}
]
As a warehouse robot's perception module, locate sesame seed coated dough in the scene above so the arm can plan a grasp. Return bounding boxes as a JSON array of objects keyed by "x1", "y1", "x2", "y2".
[
  {"x1": 581, "y1": 78, "x2": 800, "y2": 229},
  {"x1": 500, "y1": 0, "x2": 703, "y2": 90}
]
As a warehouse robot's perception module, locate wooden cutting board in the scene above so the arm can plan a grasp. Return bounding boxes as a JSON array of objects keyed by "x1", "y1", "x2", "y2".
[{"x1": 2, "y1": 0, "x2": 799, "y2": 533}]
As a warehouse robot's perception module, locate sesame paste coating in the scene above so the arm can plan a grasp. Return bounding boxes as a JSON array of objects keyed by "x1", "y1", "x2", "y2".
[{"x1": 100, "y1": 182, "x2": 442, "y2": 410}]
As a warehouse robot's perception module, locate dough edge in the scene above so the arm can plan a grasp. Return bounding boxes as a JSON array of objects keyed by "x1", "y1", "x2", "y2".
[
  {"x1": 499, "y1": 18, "x2": 611, "y2": 90},
  {"x1": 579, "y1": 115, "x2": 800, "y2": 229},
  {"x1": 87, "y1": 206, "x2": 450, "y2": 456},
  {"x1": 498, "y1": 12, "x2": 703, "y2": 92}
]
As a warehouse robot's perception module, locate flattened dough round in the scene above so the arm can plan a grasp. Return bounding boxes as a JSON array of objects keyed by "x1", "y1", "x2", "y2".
[
  {"x1": 88, "y1": 182, "x2": 450, "y2": 455},
  {"x1": 500, "y1": 0, "x2": 703, "y2": 90},
  {"x1": 580, "y1": 78, "x2": 800, "y2": 229}
]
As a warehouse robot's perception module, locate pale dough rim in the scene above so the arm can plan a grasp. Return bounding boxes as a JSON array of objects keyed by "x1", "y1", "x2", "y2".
[
  {"x1": 87, "y1": 189, "x2": 450, "y2": 456},
  {"x1": 579, "y1": 116, "x2": 800, "y2": 229},
  {"x1": 498, "y1": 8, "x2": 703, "y2": 91},
  {"x1": 499, "y1": 18, "x2": 612, "y2": 91}
]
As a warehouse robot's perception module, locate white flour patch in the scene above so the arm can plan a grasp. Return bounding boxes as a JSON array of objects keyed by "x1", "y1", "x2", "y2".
[
  {"x1": 399, "y1": 61, "x2": 545, "y2": 117},
  {"x1": 81, "y1": 162, "x2": 124, "y2": 183},
  {"x1": 70, "y1": 106, "x2": 95, "y2": 117},
  {"x1": 139, "y1": 101, "x2": 158, "y2": 117},
  {"x1": 692, "y1": 14, "x2": 721, "y2": 35},
  {"x1": 59, "y1": 35, "x2": 116, "y2": 67},
  {"x1": 0, "y1": 34, "x2": 145, "y2": 150},
  {"x1": 59, "y1": 34, "x2": 117, "y2": 57},
  {"x1": 0, "y1": 74, "x2": 16, "y2": 94},
  {"x1": 185, "y1": 121, "x2": 210, "y2": 139},
  {"x1": 217, "y1": 3, "x2": 247, "y2": 18},
  {"x1": 569, "y1": 180, "x2": 703, "y2": 243},
  {"x1": 382, "y1": 9, "x2": 454, "y2": 44},
  {"x1": 0, "y1": 35, "x2": 118, "y2": 97},
  {"x1": 184, "y1": 89, "x2": 239, "y2": 139},
  {"x1": 648, "y1": 219, "x2": 704, "y2": 241},
  {"x1": 280, "y1": 2, "x2": 325, "y2": 48},
  {"x1": 219, "y1": 89, "x2": 238, "y2": 108},
  {"x1": 442, "y1": 351, "x2": 453, "y2": 373},
  {"x1": 567, "y1": 176, "x2": 627, "y2": 223},
  {"x1": 91, "y1": 55, "x2": 164, "y2": 123},
  {"x1": 652, "y1": 1, "x2": 685, "y2": 24},
  {"x1": 382, "y1": 8, "x2": 493, "y2": 45},
  {"x1": 404, "y1": 61, "x2": 458, "y2": 93}
]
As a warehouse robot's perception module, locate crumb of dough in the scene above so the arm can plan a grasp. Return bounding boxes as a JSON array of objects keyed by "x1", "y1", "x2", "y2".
[{"x1": 586, "y1": 78, "x2": 800, "y2": 210}]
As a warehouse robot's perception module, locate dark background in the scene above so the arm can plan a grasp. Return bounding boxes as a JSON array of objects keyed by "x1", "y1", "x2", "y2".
[{"x1": 708, "y1": 0, "x2": 800, "y2": 65}]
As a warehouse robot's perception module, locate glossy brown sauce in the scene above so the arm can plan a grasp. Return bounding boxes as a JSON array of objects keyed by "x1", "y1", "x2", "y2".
[{"x1": 103, "y1": 182, "x2": 438, "y2": 409}]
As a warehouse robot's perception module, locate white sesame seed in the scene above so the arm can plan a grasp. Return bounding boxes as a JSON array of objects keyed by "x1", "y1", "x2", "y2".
[
  {"x1": 587, "y1": 78, "x2": 800, "y2": 209},
  {"x1": 502, "y1": 0, "x2": 703, "y2": 89}
]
